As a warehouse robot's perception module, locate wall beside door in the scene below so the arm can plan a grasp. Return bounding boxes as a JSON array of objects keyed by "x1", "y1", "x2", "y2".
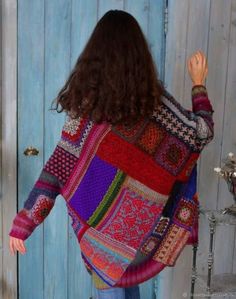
[
  {"x1": 1, "y1": 1, "x2": 18, "y2": 299},
  {"x1": 164, "y1": 1, "x2": 236, "y2": 299}
]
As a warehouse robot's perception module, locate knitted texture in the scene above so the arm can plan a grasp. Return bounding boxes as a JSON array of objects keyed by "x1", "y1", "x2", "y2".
[{"x1": 9, "y1": 85, "x2": 214, "y2": 289}]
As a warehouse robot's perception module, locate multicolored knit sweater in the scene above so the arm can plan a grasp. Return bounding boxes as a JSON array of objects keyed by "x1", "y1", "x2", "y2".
[{"x1": 9, "y1": 85, "x2": 214, "y2": 289}]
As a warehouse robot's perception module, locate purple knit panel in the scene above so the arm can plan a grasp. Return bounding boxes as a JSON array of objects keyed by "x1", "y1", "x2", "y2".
[{"x1": 69, "y1": 155, "x2": 117, "y2": 220}]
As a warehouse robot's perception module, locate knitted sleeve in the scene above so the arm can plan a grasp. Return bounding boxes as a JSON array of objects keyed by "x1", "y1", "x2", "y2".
[
  {"x1": 191, "y1": 85, "x2": 214, "y2": 146},
  {"x1": 162, "y1": 85, "x2": 214, "y2": 148},
  {"x1": 8, "y1": 115, "x2": 75, "y2": 241}
]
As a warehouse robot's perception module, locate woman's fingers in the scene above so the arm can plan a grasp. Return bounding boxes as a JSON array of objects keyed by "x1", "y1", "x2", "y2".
[
  {"x1": 187, "y1": 57, "x2": 191, "y2": 70},
  {"x1": 21, "y1": 240, "x2": 26, "y2": 253},
  {"x1": 196, "y1": 52, "x2": 203, "y2": 65},
  {"x1": 9, "y1": 238, "x2": 15, "y2": 255},
  {"x1": 15, "y1": 238, "x2": 26, "y2": 254},
  {"x1": 9, "y1": 237, "x2": 27, "y2": 255},
  {"x1": 14, "y1": 239, "x2": 21, "y2": 253},
  {"x1": 193, "y1": 50, "x2": 205, "y2": 66}
]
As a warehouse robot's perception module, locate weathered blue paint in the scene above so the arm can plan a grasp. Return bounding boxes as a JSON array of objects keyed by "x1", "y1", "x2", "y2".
[
  {"x1": 18, "y1": 1, "x2": 45, "y2": 298},
  {"x1": 18, "y1": 1, "x2": 165, "y2": 298},
  {"x1": 44, "y1": 0, "x2": 71, "y2": 298}
]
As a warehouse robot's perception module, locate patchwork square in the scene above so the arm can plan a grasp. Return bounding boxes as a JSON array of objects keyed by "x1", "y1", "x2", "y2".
[
  {"x1": 69, "y1": 155, "x2": 118, "y2": 221},
  {"x1": 173, "y1": 198, "x2": 196, "y2": 228},
  {"x1": 62, "y1": 117, "x2": 91, "y2": 142},
  {"x1": 153, "y1": 223, "x2": 190, "y2": 265},
  {"x1": 30, "y1": 195, "x2": 55, "y2": 225},
  {"x1": 111, "y1": 117, "x2": 147, "y2": 142},
  {"x1": 155, "y1": 135, "x2": 190, "y2": 175},
  {"x1": 153, "y1": 216, "x2": 170, "y2": 237},
  {"x1": 87, "y1": 170, "x2": 126, "y2": 227},
  {"x1": 136, "y1": 121, "x2": 166, "y2": 155},
  {"x1": 80, "y1": 227, "x2": 136, "y2": 286},
  {"x1": 44, "y1": 145, "x2": 78, "y2": 185},
  {"x1": 59, "y1": 118, "x2": 93, "y2": 158},
  {"x1": 99, "y1": 186, "x2": 163, "y2": 250},
  {"x1": 140, "y1": 236, "x2": 160, "y2": 255}
]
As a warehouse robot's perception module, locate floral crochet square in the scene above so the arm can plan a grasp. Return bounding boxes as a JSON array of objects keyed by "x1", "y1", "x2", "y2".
[
  {"x1": 136, "y1": 121, "x2": 166, "y2": 156},
  {"x1": 155, "y1": 134, "x2": 190, "y2": 175},
  {"x1": 173, "y1": 199, "x2": 196, "y2": 228}
]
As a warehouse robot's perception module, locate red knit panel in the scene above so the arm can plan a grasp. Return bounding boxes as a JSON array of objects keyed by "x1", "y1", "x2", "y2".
[
  {"x1": 177, "y1": 152, "x2": 199, "y2": 181},
  {"x1": 96, "y1": 131, "x2": 175, "y2": 195},
  {"x1": 100, "y1": 187, "x2": 163, "y2": 249}
]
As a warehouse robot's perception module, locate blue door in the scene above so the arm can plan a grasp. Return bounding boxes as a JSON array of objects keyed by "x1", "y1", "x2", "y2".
[{"x1": 17, "y1": 1, "x2": 166, "y2": 298}]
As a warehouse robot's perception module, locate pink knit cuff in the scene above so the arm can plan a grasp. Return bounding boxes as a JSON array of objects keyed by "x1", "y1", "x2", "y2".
[
  {"x1": 192, "y1": 85, "x2": 214, "y2": 114},
  {"x1": 8, "y1": 209, "x2": 37, "y2": 241}
]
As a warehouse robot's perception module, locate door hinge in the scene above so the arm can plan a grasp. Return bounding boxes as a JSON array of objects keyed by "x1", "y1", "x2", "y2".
[{"x1": 164, "y1": 2, "x2": 168, "y2": 36}]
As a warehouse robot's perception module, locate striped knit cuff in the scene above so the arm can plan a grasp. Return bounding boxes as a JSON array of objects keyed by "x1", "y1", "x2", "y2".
[
  {"x1": 192, "y1": 85, "x2": 214, "y2": 114},
  {"x1": 9, "y1": 209, "x2": 37, "y2": 241}
]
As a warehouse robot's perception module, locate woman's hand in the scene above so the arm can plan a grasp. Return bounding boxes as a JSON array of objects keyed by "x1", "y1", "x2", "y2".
[
  {"x1": 9, "y1": 236, "x2": 27, "y2": 255},
  {"x1": 187, "y1": 50, "x2": 208, "y2": 86}
]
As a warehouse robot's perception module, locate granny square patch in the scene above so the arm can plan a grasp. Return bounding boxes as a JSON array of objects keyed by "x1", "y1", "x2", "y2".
[
  {"x1": 59, "y1": 118, "x2": 94, "y2": 158},
  {"x1": 111, "y1": 117, "x2": 147, "y2": 142},
  {"x1": 136, "y1": 121, "x2": 166, "y2": 155},
  {"x1": 62, "y1": 117, "x2": 91, "y2": 142},
  {"x1": 155, "y1": 134, "x2": 190, "y2": 175},
  {"x1": 173, "y1": 198, "x2": 196, "y2": 229},
  {"x1": 30, "y1": 195, "x2": 54, "y2": 225}
]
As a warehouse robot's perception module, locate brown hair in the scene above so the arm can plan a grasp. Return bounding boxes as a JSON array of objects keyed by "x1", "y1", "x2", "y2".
[{"x1": 51, "y1": 9, "x2": 165, "y2": 126}]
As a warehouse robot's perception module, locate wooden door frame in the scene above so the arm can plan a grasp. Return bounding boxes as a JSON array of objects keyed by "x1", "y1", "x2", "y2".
[{"x1": 1, "y1": 0, "x2": 17, "y2": 298}]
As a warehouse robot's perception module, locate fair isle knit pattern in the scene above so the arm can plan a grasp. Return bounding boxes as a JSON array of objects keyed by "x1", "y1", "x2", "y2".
[{"x1": 9, "y1": 85, "x2": 214, "y2": 289}]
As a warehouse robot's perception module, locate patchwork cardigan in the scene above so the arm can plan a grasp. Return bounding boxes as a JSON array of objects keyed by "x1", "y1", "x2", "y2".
[{"x1": 9, "y1": 85, "x2": 214, "y2": 289}]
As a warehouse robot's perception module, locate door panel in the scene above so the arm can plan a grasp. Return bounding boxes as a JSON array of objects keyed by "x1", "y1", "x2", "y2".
[
  {"x1": 18, "y1": 1, "x2": 45, "y2": 299},
  {"x1": 17, "y1": 1, "x2": 166, "y2": 298}
]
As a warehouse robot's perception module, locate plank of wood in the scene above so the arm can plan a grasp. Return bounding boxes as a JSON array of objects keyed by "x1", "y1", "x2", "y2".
[
  {"x1": 1, "y1": 0, "x2": 17, "y2": 298},
  {"x1": 198, "y1": 0, "x2": 232, "y2": 211},
  {"x1": 71, "y1": 0, "x2": 98, "y2": 68},
  {"x1": 199, "y1": 0, "x2": 234, "y2": 278},
  {"x1": 228, "y1": 0, "x2": 236, "y2": 275},
  {"x1": 218, "y1": 0, "x2": 236, "y2": 213},
  {"x1": 17, "y1": 0, "x2": 45, "y2": 298},
  {"x1": 216, "y1": 0, "x2": 236, "y2": 275},
  {"x1": 148, "y1": 0, "x2": 165, "y2": 80},
  {"x1": 124, "y1": 0, "x2": 149, "y2": 35},
  {"x1": 164, "y1": 0, "x2": 189, "y2": 101},
  {"x1": 0, "y1": 1, "x2": 3, "y2": 298},
  {"x1": 98, "y1": 0, "x2": 124, "y2": 17},
  {"x1": 44, "y1": 0, "x2": 71, "y2": 298},
  {"x1": 175, "y1": 2, "x2": 211, "y2": 295}
]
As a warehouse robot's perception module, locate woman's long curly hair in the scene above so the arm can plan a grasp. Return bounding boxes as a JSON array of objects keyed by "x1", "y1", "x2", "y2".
[{"x1": 51, "y1": 9, "x2": 166, "y2": 126}]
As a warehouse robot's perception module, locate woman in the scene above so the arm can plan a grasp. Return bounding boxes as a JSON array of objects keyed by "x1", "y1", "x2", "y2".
[{"x1": 9, "y1": 10, "x2": 214, "y2": 299}]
